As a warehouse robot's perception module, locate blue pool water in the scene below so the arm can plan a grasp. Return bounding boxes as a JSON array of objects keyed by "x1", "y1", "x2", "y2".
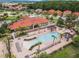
[{"x1": 24, "y1": 32, "x2": 60, "y2": 49}]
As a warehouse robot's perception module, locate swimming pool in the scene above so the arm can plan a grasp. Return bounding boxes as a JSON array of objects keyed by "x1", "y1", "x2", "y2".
[{"x1": 23, "y1": 32, "x2": 60, "y2": 49}]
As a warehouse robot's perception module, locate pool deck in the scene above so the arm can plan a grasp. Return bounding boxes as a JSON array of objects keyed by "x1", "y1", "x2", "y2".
[
  {"x1": 44, "y1": 39, "x2": 72, "y2": 54},
  {"x1": 30, "y1": 38, "x2": 73, "y2": 57},
  {"x1": 10, "y1": 35, "x2": 73, "y2": 58},
  {"x1": 10, "y1": 24, "x2": 74, "y2": 58}
]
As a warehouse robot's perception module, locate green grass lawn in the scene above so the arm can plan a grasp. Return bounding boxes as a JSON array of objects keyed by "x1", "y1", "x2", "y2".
[
  {"x1": 38, "y1": 44, "x2": 78, "y2": 58},
  {"x1": 6, "y1": 16, "x2": 19, "y2": 21},
  {"x1": 49, "y1": 44, "x2": 77, "y2": 58}
]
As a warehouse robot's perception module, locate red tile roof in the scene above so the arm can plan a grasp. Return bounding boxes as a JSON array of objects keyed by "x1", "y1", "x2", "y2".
[
  {"x1": 8, "y1": 17, "x2": 48, "y2": 30},
  {"x1": 56, "y1": 10, "x2": 63, "y2": 16},
  {"x1": 73, "y1": 12, "x2": 79, "y2": 16},
  {"x1": 42, "y1": 10, "x2": 47, "y2": 14},
  {"x1": 48, "y1": 9, "x2": 55, "y2": 14},
  {"x1": 63, "y1": 10, "x2": 72, "y2": 16},
  {"x1": 64, "y1": 10, "x2": 72, "y2": 13}
]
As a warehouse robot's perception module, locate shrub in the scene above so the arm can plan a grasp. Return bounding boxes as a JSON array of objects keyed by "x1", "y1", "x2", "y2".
[
  {"x1": 5, "y1": 54, "x2": 16, "y2": 58},
  {"x1": 29, "y1": 42, "x2": 42, "y2": 50},
  {"x1": 73, "y1": 35, "x2": 79, "y2": 47}
]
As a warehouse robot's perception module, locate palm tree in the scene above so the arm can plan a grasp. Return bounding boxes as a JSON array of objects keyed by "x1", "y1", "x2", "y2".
[{"x1": 52, "y1": 35, "x2": 57, "y2": 45}]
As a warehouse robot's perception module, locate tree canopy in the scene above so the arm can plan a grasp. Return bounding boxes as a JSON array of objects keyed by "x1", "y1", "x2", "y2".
[{"x1": 28, "y1": 1, "x2": 79, "y2": 12}]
